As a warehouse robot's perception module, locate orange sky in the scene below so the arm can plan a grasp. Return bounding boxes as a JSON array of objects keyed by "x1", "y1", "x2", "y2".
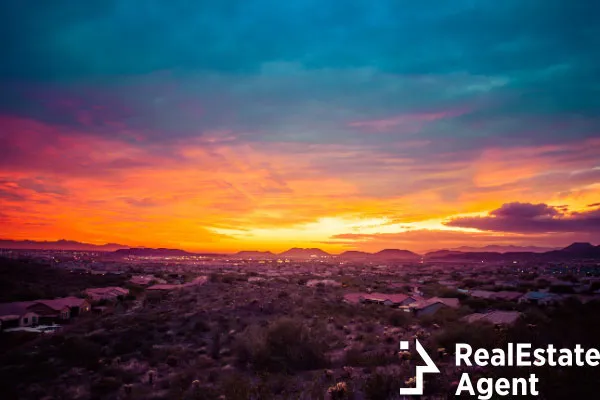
[
  {"x1": 1, "y1": 1, "x2": 600, "y2": 253},
  {"x1": 2, "y1": 114, "x2": 599, "y2": 253}
]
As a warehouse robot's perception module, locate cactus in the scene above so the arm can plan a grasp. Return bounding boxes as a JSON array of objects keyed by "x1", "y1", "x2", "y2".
[{"x1": 147, "y1": 369, "x2": 157, "y2": 385}]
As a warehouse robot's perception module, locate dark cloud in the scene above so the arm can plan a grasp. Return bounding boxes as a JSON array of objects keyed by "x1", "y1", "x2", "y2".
[
  {"x1": 16, "y1": 178, "x2": 68, "y2": 195},
  {"x1": 0, "y1": 188, "x2": 26, "y2": 202},
  {"x1": 0, "y1": 0, "x2": 598, "y2": 142},
  {"x1": 446, "y1": 202, "x2": 600, "y2": 234},
  {"x1": 1, "y1": 1, "x2": 598, "y2": 78},
  {"x1": 490, "y1": 202, "x2": 559, "y2": 218},
  {"x1": 121, "y1": 197, "x2": 159, "y2": 208}
]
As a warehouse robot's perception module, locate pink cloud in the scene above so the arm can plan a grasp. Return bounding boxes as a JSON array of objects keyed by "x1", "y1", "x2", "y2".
[{"x1": 348, "y1": 109, "x2": 467, "y2": 133}]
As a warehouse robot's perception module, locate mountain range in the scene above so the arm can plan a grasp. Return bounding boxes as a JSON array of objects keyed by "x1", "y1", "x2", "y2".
[
  {"x1": 0, "y1": 239, "x2": 128, "y2": 251},
  {"x1": 2, "y1": 239, "x2": 599, "y2": 261},
  {"x1": 448, "y1": 245, "x2": 557, "y2": 253},
  {"x1": 425, "y1": 242, "x2": 600, "y2": 262},
  {"x1": 112, "y1": 248, "x2": 196, "y2": 257}
]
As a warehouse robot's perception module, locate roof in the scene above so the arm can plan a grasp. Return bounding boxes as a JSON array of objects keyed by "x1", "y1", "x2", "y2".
[
  {"x1": 130, "y1": 276, "x2": 154, "y2": 285},
  {"x1": 1, "y1": 297, "x2": 89, "y2": 317},
  {"x1": 183, "y1": 276, "x2": 208, "y2": 287},
  {"x1": 522, "y1": 291, "x2": 557, "y2": 300},
  {"x1": 36, "y1": 297, "x2": 87, "y2": 311},
  {"x1": 493, "y1": 291, "x2": 522, "y2": 301},
  {"x1": 85, "y1": 287, "x2": 129, "y2": 296},
  {"x1": 362, "y1": 293, "x2": 413, "y2": 304},
  {"x1": 470, "y1": 290, "x2": 495, "y2": 299},
  {"x1": 0, "y1": 302, "x2": 33, "y2": 317},
  {"x1": 413, "y1": 297, "x2": 460, "y2": 310},
  {"x1": 343, "y1": 293, "x2": 363, "y2": 304},
  {"x1": 462, "y1": 313, "x2": 487, "y2": 323},
  {"x1": 463, "y1": 311, "x2": 522, "y2": 325},
  {"x1": 0, "y1": 315, "x2": 21, "y2": 321},
  {"x1": 147, "y1": 284, "x2": 179, "y2": 291},
  {"x1": 484, "y1": 311, "x2": 522, "y2": 325},
  {"x1": 343, "y1": 292, "x2": 416, "y2": 305}
]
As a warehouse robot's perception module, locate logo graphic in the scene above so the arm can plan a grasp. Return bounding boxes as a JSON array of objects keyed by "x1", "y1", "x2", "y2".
[{"x1": 399, "y1": 339, "x2": 440, "y2": 395}]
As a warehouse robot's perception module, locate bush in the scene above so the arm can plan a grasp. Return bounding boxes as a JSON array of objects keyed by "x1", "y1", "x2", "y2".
[
  {"x1": 90, "y1": 377, "x2": 122, "y2": 398},
  {"x1": 344, "y1": 347, "x2": 398, "y2": 367},
  {"x1": 235, "y1": 317, "x2": 328, "y2": 372},
  {"x1": 364, "y1": 371, "x2": 400, "y2": 400},
  {"x1": 388, "y1": 311, "x2": 410, "y2": 327}
]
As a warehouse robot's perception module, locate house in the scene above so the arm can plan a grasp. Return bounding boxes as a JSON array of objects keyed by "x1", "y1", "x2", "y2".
[
  {"x1": 492, "y1": 291, "x2": 523, "y2": 302},
  {"x1": 410, "y1": 297, "x2": 460, "y2": 317},
  {"x1": 35, "y1": 297, "x2": 91, "y2": 318},
  {"x1": 306, "y1": 279, "x2": 341, "y2": 288},
  {"x1": 343, "y1": 293, "x2": 364, "y2": 305},
  {"x1": 84, "y1": 287, "x2": 129, "y2": 302},
  {"x1": 27, "y1": 302, "x2": 70, "y2": 322},
  {"x1": 495, "y1": 281, "x2": 519, "y2": 289},
  {"x1": 0, "y1": 303, "x2": 40, "y2": 329},
  {"x1": 360, "y1": 293, "x2": 419, "y2": 307},
  {"x1": 0, "y1": 297, "x2": 90, "y2": 328},
  {"x1": 463, "y1": 311, "x2": 522, "y2": 326},
  {"x1": 183, "y1": 276, "x2": 208, "y2": 287},
  {"x1": 130, "y1": 275, "x2": 167, "y2": 286},
  {"x1": 342, "y1": 292, "x2": 418, "y2": 307},
  {"x1": 147, "y1": 284, "x2": 180, "y2": 291},
  {"x1": 470, "y1": 290, "x2": 496, "y2": 299},
  {"x1": 518, "y1": 291, "x2": 559, "y2": 306}
]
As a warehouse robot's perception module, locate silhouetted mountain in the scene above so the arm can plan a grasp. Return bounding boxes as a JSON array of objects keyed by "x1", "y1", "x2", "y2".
[
  {"x1": 562, "y1": 242, "x2": 597, "y2": 253},
  {"x1": 113, "y1": 248, "x2": 193, "y2": 257},
  {"x1": 279, "y1": 248, "x2": 330, "y2": 258},
  {"x1": 235, "y1": 251, "x2": 276, "y2": 259},
  {"x1": 0, "y1": 239, "x2": 128, "y2": 251},
  {"x1": 451, "y1": 245, "x2": 557, "y2": 253},
  {"x1": 373, "y1": 249, "x2": 420, "y2": 261},
  {"x1": 428, "y1": 242, "x2": 600, "y2": 261},
  {"x1": 338, "y1": 250, "x2": 373, "y2": 260},
  {"x1": 545, "y1": 243, "x2": 600, "y2": 259},
  {"x1": 424, "y1": 249, "x2": 465, "y2": 258}
]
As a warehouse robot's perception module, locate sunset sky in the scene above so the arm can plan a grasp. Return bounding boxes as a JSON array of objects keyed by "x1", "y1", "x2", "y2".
[{"x1": 1, "y1": 1, "x2": 599, "y2": 253}]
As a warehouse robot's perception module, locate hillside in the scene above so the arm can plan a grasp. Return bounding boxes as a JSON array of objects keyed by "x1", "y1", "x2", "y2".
[{"x1": 0, "y1": 258, "x2": 127, "y2": 302}]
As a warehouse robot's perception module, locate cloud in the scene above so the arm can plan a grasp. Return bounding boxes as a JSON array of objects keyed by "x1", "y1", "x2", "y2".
[
  {"x1": 446, "y1": 202, "x2": 600, "y2": 234},
  {"x1": 326, "y1": 228, "x2": 589, "y2": 253},
  {"x1": 0, "y1": 1, "x2": 599, "y2": 251}
]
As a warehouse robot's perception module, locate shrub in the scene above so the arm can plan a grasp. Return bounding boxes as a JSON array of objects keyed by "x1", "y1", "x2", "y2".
[
  {"x1": 235, "y1": 317, "x2": 328, "y2": 372},
  {"x1": 90, "y1": 377, "x2": 122, "y2": 398},
  {"x1": 344, "y1": 347, "x2": 398, "y2": 367},
  {"x1": 363, "y1": 371, "x2": 400, "y2": 400},
  {"x1": 388, "y1": 311, "x2": 410, "y2": 327}
]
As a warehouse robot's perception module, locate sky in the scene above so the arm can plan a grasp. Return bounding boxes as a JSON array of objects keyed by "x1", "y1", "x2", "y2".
[{"x1": 1, "y1": 0, "x2": 599, "y2": 253}]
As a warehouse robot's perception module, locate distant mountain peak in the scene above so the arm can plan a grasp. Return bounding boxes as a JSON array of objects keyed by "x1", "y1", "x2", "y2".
[
  {"x1": 113, "y1": 247, "x2": 192, "y2": 256},
  {"x1": 450, "y1": 245, "x2": 558, "y2": 253},
  {"x1": 279, "y1": 248, "x2": 330, "y2": 258},
  {"x1": 563, "y1": 242, "x2": 595, "y2": 250},
  {"x1": 373, "y1": 248, "x2": 420, "y2": 260}
]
